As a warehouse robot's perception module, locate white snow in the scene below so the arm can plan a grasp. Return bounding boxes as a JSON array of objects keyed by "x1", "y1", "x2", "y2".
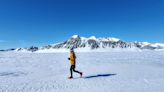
[
  {"x1": 88, "y1": 36, "x2": 97, "y2": 40},
  {"x1": 142, "y1": 42, "x2": 151, "y2": 45},
  {"x1": 72, "y1": 35, "x2": 79, "y2": 38},
  {"x1": 81, "y1": 36, "x2": 120, "y2": 42},
  {"x1": 98, "y1": 37, "x2": 120, "y2": 42},
  {"x1": 140, "y1": 42, "x2": 164, "y2": 48},
  {"x1": 107, "y1": 37, "x2": 120, "y2": 42},
  {"x1": 152, "y1": 43, "x2": 164, "y2": 47},
  {"x1": 35, "y1": 48, "x2": 142, "y2": 53},
  {"x1": 155, "y1": 43, "x2": 164, "y2": 47},
  {"x1": 37, "y1": 48, "x2": 69, "y2": 53},
  {"x1": 0, "y1": 51, "x2": 164, "y2": 92}
]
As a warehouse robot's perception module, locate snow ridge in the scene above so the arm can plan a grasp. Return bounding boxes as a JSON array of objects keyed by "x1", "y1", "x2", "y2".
[{"x1": 2, "y1": 35, "x2": 164, "y2": 52}]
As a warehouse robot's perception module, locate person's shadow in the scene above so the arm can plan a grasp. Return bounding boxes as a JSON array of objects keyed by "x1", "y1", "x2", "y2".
[{"x1": 84, "y1": 73, "x2": 117, "y2": 79}]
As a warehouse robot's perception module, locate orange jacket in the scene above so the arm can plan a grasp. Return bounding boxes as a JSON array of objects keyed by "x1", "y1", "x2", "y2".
[{"x1": 70, "y1": 52, "x2": 76, "y2": 65}]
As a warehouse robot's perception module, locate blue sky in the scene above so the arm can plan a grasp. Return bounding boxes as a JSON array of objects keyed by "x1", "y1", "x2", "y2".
[{"x1": 0, "y1": 0, "x2": 164, "y2": 49}]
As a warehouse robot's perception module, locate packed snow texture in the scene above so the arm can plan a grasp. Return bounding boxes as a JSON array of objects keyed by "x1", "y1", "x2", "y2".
[{"x1": 0, "y1": 51, "x2": 164, "y2": 92}]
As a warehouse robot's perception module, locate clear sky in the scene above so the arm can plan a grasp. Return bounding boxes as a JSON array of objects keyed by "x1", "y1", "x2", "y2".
[{"x1": 0, "y1": 0, "x2": 164, "y2": 49}]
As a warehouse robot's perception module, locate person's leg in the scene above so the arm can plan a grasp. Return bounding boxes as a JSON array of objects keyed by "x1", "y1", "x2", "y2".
[
  {"x1": 70, "y1": 65, "x2": 73, "y2": 78},
  {"x1": 72, "y1": 65, "x2": 81, "y2": 74}
]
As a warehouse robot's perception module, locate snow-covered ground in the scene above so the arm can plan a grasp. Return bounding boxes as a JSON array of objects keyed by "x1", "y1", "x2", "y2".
[{"x1": 0, "y1": 51, "x2": 164, "y2": 92}]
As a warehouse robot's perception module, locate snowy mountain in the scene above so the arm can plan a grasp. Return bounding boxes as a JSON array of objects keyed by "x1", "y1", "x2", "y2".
[
  {"x1": 37, "y1": 35, "x2": 164, "y2": 51},
  {"x1": 4, "y1": 35, "x2": 164, "y2": 52}
]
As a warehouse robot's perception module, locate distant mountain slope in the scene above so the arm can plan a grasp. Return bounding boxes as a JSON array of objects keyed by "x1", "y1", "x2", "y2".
[
  {"x1": 38, "y1": 35, "x2": 164, "y2": 51},
  {"x1": 2, "y1": 35, "x2": 164, "y2": 52}
]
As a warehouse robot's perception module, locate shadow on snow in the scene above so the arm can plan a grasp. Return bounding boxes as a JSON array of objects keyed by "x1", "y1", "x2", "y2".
[{"x1": 84, "y1": 73, "x2": 117, "y2": 79}]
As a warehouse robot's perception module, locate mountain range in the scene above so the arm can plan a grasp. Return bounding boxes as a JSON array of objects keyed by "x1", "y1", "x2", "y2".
[{"x1": 1, "y1": 35, "x2": 164, "y2": 52}]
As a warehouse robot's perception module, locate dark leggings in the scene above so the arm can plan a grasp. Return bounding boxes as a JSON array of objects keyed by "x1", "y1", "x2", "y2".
[{"x1": 70, "y1": 65, "x2": 81, "y2": 77}]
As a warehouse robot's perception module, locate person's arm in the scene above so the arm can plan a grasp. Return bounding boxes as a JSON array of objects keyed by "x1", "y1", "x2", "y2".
[
  {"x1": 69, "y1": 53, "x2": 74, "y2": 61},
  {"x1": 74, "y1": 54, "x2": 76, "y2": 59},
  {"x1": 68, "y1": 53, "x2": 71, "y2": 60}
]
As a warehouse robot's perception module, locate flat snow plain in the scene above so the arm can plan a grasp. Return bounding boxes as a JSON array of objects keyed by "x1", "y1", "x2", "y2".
[{"x1": 0, "y1": 51, "x2": 164, "y2": 92}]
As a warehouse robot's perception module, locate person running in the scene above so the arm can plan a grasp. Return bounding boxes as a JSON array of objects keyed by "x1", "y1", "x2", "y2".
[{"x1": 68, "y1": 48, "x2": 82, "y2": 79}]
